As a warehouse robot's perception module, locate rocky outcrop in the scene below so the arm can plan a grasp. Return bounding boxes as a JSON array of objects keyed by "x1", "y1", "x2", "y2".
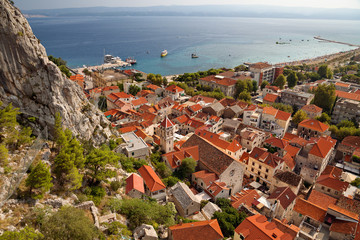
[{"x1": 0, "y1": 0, "x2": 112, "y2": 142}]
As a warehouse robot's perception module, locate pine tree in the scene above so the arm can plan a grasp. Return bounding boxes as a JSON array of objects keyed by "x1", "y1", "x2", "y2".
[
  {"x1": 292, "y1": 110, "x2": 308, "y2": 126},
  {"x1": 273, "y1": 74, "x2": 287, "y2": 89},
  {"x1": 54, "y1": 112, "x2": 67, "y2": 150},
  {"x1": 287, "y1": 71, "x2": 298, "y2": 88},
  {"x1": 26, "y1": 161, "x2": 53, "y2": 199}
]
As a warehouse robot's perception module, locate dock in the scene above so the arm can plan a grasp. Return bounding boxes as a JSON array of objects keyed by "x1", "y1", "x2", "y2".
[
  {"x1": 73, "y1": 60, "x2": 131, "y2": 74},
  {"x1": 314, "y1": 36, "x2": 360, "y2": 47}
]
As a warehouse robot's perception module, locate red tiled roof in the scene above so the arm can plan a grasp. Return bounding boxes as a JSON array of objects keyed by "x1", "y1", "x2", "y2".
[
  {"x1": 226, "y1": 139, "x2": 243, "y2": 152},
  {"x1": 316, "y1": 166, "x2": 349, "y2": 192},
  {"x1": 309, "y1": 137, "x2": 336, "y2": 158},
  {"x1": 272, "y1": 218, "x2": 300, "y2": 240},
  {"x1": 207, "y1": 181, "x2": 229, "y2": 198},
  {"x1": 163, "y1": 146, "x2": 199, "y2": 169},
  {"x1": 166, "y1": 84, "x2": 184, "y2": 93},
  {"x1": 284, "y1": 145, "x2": 300, "y2": 158},
  {"x1": 136, "y1": 89, "x2": 154, "y2": 97},
  {"x1": 282, "y1": 132, "x2": 298, "y2": 142},
  {"x1": 146, "y1": 84, "x2": 161, "y2": 90},
  {"x1": 299, "y1": 119, "x2": 329, "y2": 133},
  {"x1": 197, "y1": 130, "x2": 230, "y2": 150},
  {"x1": 189, "y1": 104, "x2": 202, "y2": 113},
  {"x1": 250, "y1": 62, "x2": 272, "y2": 69},
  {"x1": 112, "y1": 91, "x2": 133, "y2": 99},
  {"x1": 283, "y1": 153, "x2": 296, "y2": 170},
  {"x1": 231, "y1": 189, "x2": 260, "y2": 209},
  {"x1": 200, "y1": 75, "x2": 237, "y2": 87},
  {"x1": 335, "y1": 82, "x2": 351, "y2": 88},
  {"x1": 301, "y1": 104, "x2": 322, "y2": 113},
  {"x1": 250, "y1": 147, "x2": 284, "y2": 169},
  {"x1": 330, "y1": 220, "x2": 357, "y2": 234},
  {"x1": 263, "y1": 93, "x2": 279, "y2": 103},
  {"x1": 189, "y1": 95, "x2": 217, "y2": 104},
  {"x1": 307, "y1": 190, "x2": 337, "y2": 210},
  {"x1": 132, "y1": 97, "x2": 148, "y2": 106},
  {"x1": 263, "y1": 106, "x2": 278, "y2": 116},
  {"x1": 264, "y1": 137, "x2": 288, "y2": 149},
  {"x1": 169, "y1": 219, "x2": 224, "y2": 240},
  {"x1": 160, "y1": 116, "x2": 175, "y2": 128},
  {"x1": 138, "y1": 165, "x2": 166, "y2": 192},
  {"x1": 193, "y1": 170, "x2": 219, "y2": 187},
  {"x1": 268, "y1": 187, "x2": 296, "y2": 209},
  {"x1": 103, "y1": 86, "x2": 119, "y2": 92},
  {"x1": 328, "y1": 204, "x2": 359, "y2": 220},
  {"x1": 342, "y1": 136, "x2": 360, "y2": 148},
  {"x1": 293, "y1": 198, "x2": 327, "y2": 222},
  {"x1": 234, "y1": 214, "x2": 293, "y2": 240},
  {"x1": 118, "y1": 125, "x2": 138, "y2": 133},
  {"x1": 126, "y1": 173, "x2": 145, "y2": 194},
  {"x1": 275, "y1": 110, "x2": 291, "y2": 121},
  {"x1": 336, "y1": 90, "x2": 360, "y2": 101},
  {"x1": 265, "y1": 85, "x2": 280, "y2": 92}
]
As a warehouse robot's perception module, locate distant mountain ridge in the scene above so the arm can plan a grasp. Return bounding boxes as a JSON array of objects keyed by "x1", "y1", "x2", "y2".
[{"x1": 22, "y1": 5, "x2": 360, "y2": 20}]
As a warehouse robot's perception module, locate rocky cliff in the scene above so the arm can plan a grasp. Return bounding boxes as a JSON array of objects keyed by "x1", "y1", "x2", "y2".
[{"x1": 0, "y1": 0, "x2": 112, "y2": 141}]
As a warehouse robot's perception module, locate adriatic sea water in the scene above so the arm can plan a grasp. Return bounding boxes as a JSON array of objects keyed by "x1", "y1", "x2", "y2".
[{"x1": 28, "y1": 16, "x2": 360, "y2": 75}]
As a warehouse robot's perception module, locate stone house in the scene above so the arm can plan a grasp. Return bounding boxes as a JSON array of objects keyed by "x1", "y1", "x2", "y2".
[
  {"x1": 170, "y1": 182, "x2": 201, "y2": 217},
  {"x1": 301, "y1": 104, "x2": 322, "y2": 119},
  {"x1": 266, "y1": 186, "x2": 297, "y2": 220},
  {"x1": 119, "y1": 132, "x2": 150, "y2": 159},
  {"x1": 239, "y1": 127, "x2": 268, "y2": 152},
  {"x1": 126, "y1": 173, "x2": 145, "y2": 199},
  {"x1": 164, "y1": 85, "x2": 185, "y2": 100},
  {"x1": 314, "y1": 166, "x2": 349, "y2": 199},
  {"x1": 202, "y1": 102, "x2": 225, "y2": 117},
  {"x1": 168, "y1": 219, "x2": 224, "y2": 240},
  {"x1": 270, "y1": 171, "x2": 303, "y2": 195},
  {"x1": 162, "y1": 146, "x2": 199, "y2": 172},
  {"x1": 182, "y1": 133, "x2": 245, "y2": 194},
  {"x1": 297, "y1": 119, "x2": 330, "y2": 139},
  {"x1": 243, "y1": 105, "x2": 262, "y2": 128},
  {"x1": 280, "y1": 89, "x2": 314, "y2": 109},
  {"x1": 198, "y1": 75, "x2": 237, "y2": 97},
  {"x1": 295, "y1": 136, "x2": 336, "y2": 183},
  {"x1": 138, "y1": 165, "x2": 167, "y2": 201},
  {"x1": 262, "y1": 85, "x2": 280, "y2": 96},
  {"x1": 260, "y1": 106, "x2": 291, "y2": 137},
  {"x1": 335, "y1": 136, "x2": 360, "y2": 165},
  {"x1": 263, "y1": 93, "x2": 280, "y2": 105}
]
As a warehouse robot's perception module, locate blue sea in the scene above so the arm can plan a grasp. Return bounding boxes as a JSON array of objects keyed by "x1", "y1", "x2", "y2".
[{"x1": 28, "y1": 16, "x2": 360, "y2": 75}]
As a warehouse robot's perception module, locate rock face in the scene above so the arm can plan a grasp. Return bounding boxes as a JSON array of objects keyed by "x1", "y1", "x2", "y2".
[{"x1": 0, "y1": 0, "x2": 111, "y2": 141}]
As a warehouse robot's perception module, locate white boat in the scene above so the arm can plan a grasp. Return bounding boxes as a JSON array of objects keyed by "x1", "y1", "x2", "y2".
[{"x1": 161, "y1": 50, "x2": 168, "y2": 57}]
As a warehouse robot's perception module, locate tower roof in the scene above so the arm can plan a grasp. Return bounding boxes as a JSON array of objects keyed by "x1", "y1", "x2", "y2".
[{"x1": 161, "y1": 116, "x2": 175, "y2": 128}]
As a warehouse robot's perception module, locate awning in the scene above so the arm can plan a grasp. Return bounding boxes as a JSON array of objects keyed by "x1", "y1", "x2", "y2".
[{"x1": 249, "y1": 181, "x2": 262, "y2": 189}]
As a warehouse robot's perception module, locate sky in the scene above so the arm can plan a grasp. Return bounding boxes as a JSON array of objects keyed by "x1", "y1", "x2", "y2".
[{"x1": 15, "y1": 0, "x2": 360, "y2": 10}]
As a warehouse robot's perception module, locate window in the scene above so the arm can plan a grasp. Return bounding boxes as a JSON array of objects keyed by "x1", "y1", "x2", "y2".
[
  {"x1": 265, "y1": 175, "x2": 268, "y2": 179},
  {"x1": 259, "y1": 165, "x2": 262, "y2": 170},
  {"x1": 252, "y1": 162, "x2": 255, "y2": 166},
  {"x1": 266, "y1": 168, "x2": 269, "y2": 173},
  {"x1": 132, "y1": 152, "x2": 134, "y2": 156},
  {"x1": 251, "y1": 168, "x2": 254, "y2": 172},
  {"x1": 327, "y1": 189, "x2": 330, "y2": 192}
]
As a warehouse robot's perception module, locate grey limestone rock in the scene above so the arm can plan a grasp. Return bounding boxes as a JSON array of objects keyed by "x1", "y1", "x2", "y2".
[{"x1": 0, "y1": 0, "x2": 112, "y2": 143}]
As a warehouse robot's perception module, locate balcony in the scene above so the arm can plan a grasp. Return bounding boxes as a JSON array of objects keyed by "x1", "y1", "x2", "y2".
[{"x1": 298, "y1": 217, "x2": 322, "y2": 240}]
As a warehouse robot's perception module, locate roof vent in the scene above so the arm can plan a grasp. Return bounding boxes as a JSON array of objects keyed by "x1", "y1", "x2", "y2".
[
  {"x1": 272, "y1": 233, "x2": 277, "y2": 238},
  {"x1": 215, "y1": 75, "x2": 224, "y2": 79}
]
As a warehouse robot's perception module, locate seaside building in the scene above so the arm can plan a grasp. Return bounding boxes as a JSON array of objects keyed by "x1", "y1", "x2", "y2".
[
  {"x1": 280, "y1": 89, "x2": 314, "y2": 108},
  {"x1": 198, "y1": 75, "x2": 237, "y2": 97},
  {"x1": 332, "y1": 98, "x2": 360, "y2": 124},
  {"x1": 249, "y1": 62, "x2": 284, "y2": 86}
]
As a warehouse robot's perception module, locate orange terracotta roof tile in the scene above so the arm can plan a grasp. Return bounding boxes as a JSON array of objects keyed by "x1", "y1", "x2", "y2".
[
  {"x1": 112, "y1": 91, "x2": 134, "y2": 99},
  {"x1": 231, "y1": 189, "x2": 260, "y2": 209},
  {"x1": 250, "y1": 62, "x2": 272, "y2": 69},
  {"x1": 301, "y1": 104, "x2": 322, "y2": 113},
  {"x1": 309, "y1": 137, "x2": 335, "y2": 158},
  {"x1": 189, "y1": 95, "x2": 217, "y2": 104},
  {"x1": 336, "y1": 90, "x2": 360, "y2": 101},
  {"x1": 328, "y1": 204, "x2": 359, "y2": 220},
  {"x1": 264, "y1": 137, "x2": 288, "y2": 149},
  {"x1": 160, "y1": 116, "x2": 175, "y2": 128},
  {"x1": 200, "y1": 75, "x2": 237, "y2": 87},
  {"x1": 263, "y1": 106, "x2": 278, "y2": 116},
  {"x1": 192, "y1": 170, "x2": 219, "y2": 187},
  {"x1": 263, "y1": 93, "x2": 279, "y2": 103},
  {"x1": 250, "y1": 147, "x2": 284, "y2": 169},
  {"x1": 207, "y1": 181, "x2": 229, "y2": 198},
  {"x1": 132, "y1": 97, "x2": 148, "y2": 106},
  {"x1": 275, "y1": 110, "x2": 291, "y2": 121},
  {"x1": 268, "y1": 187, "x2": 296, "y2": 209},
  {"x1": 226, "y1": 139, "x2": 243, "y2": 152},
  {"x1": 197, "y1": 130, "x2": 230, "y2": 150},
  {"x1": 189, "y1": 104, "x2": 203, "y2": 113},
  {"x1": 163, "y1": 146, "x2": 199, "y2": 169},
  {"x1": 293, "y1": 198, "x2": 327, "y2": 222},
  {"x1": 166, "y1": 84, "x2": 184, "y2": 93},
  {"x1": 118, "y1": 125, "x2": 138, "y2": 133},
  {"x1": 146, "y1": 84, "x2": 161, "y2": 90},
  {"x1": 138, "y1": 165, "x2": 166, "y2": 192},
  {"x1": 330, "y1": 219, "x2": 357, "y2": 234},
  {"x1": 284, "y1": 145, "x2": 300, "y2": 158},
  {"x1": 126, "y1": 173, "x2": 144, "y2": 194},
  {"x1": 234, "y1": 214, "x2": 293, "y2": 240},
  {"x1": 283, "y1": 153, "x2": 296, "y2": 170},
  {"x1": 282, "y1": 132, "x2": 298, "y2": 142},
  {"x1": 272, "y1": 218, "x2": 299, "y2": 239},
  {"x1": 316, "y1": 166, "x2": 349, "y2": 192},
  {"x1": 307, "y1": 190, "x2": 337, "y2": 210},
  {"x1": 169, "y1": 219, "x2": 224, "y2": 240},
  {"x1": 299, "y1": 119, "x2": 329, "y2": 133},
  {"x1": 335, "y1": 82, "x2": 351, "y2": 88}
]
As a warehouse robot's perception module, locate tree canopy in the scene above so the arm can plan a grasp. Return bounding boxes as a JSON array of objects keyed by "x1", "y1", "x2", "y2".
[
  {"x1": 292, "y1": 110, "x2": 308, "y2": 126},
  {"x1": 317, "y1": 64, "x2": 333, "y2": 79},
  {"x1": 287, "y1": 71, "x2": 298, "y2": 88},
  {"x1": 176, "y1": 157, "x2": 196, "y2": 180},
  {"x1": 129, "y1": 85, "x2": 141, "y2": 96},
  {"x1": 313, "y1": 83, "x2": 336, "y2": 113},
  {"x1": 272, "y1": 74, "x2": 286, "y2": 89},
  {"x1": 238, "y1": 91, "x2": 251, "y2": 103},
  {"x1": 26, "y1": 161, "x2": 53, "y2": 199},
  {"x1": 260, "y1": 80, "x2": 269, "y2": 90},
  {"x1": 41, "y1": 206, "x2": 101, "y2": 240}
]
